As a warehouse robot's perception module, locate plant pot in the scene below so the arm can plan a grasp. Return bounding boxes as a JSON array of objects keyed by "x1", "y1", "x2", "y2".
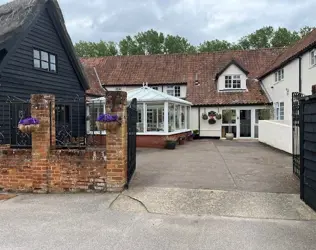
[
  {"x1": 216, "y1": 114, "x2": 222, "y2": 120},
  {"x1": 202, "y1": 114, "x2": 208, "y2": 120},
  {"x1": 225, "y1": 133, "x2": 234, "y2": 140},
  {"x1": 179, "y1": 138, "x2": 185, "y2": 145},
  {"x1": 18, "y1": 124, "x2": 40, "y2": 133},
  {"x1": 165, "y1": 141, "x2": 176, "y2": 149},
  {"x1": 96, "y1": 121, "x2": 106, "y2": 131}
]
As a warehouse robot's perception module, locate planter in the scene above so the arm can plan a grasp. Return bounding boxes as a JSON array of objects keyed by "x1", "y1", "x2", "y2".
[
  {"x1": 208, "y1": 118, "x2": 216, "y2": 124},
  {"x1": 18, "y1": 124, "x2": 40, "y2": 133},
  {"x1": 179, "y1": 137, "x2": 185, "y2": 145},
  {"x1": 96, "y1": 121, "x2": 120, "y2": 132},
  {"x1": 188, "y1": 135, "x2": 193, "y2": 141},
  {"x1": 216, "y1": 114, "x2": 222, "y2": 120},
  {"x1": 165, "y1": 141, "x2": 176, "y2": 149},
  {"x1": 202, "y1": 114, "x2": 208, "y2": 120},
  {"x1": 225, "y1": 133, "x2": 234, "y2": 140}
]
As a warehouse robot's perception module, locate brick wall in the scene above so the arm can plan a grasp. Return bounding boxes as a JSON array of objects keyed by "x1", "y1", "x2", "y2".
[
  {"x1": 137, "y1": 132, "x2": 190, "y2": 148},
  {"x1": 0, "y1": 148, "x2": 106, "y2": 193},
  {"x1": 0, "y1": 149, "x2": 33, "y2": 192}
]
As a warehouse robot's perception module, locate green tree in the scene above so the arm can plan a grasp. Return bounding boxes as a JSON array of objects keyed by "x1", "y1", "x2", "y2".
[
  {"x1": 74, "y1": 40, "x2": 118, "y2": 57},
  {"x1": 164, "y1": 34, "x2": 196, "y2": 54},
  {"x1": 238, "y1": 26, "x2": 274, "y2": 49},
  {"x1": 299, "y1": 26, "x2": 315, "y2": 37},
  {"x1": 270, "y1": 27, "x2": 300, "y2": 47},
  {"x1": 119, "y1": 35, "x2": 145, "y2": 55},
  {"x1": 198, "y1": 39, "x2": 232, "y2": 52}
]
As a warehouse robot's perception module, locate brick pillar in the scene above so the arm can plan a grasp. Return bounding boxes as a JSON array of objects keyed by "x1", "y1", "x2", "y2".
[
  {"x1": 106, "y1": 91, "x2": 127, "y2": 192},
  {"x1": 31, "y1": 94, "x2": 55, "y2": 193}
]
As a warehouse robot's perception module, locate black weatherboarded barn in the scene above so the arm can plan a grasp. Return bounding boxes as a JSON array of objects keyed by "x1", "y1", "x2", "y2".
[{"x1": 0, "y1": 0, "x2": 89, "y2": 147}]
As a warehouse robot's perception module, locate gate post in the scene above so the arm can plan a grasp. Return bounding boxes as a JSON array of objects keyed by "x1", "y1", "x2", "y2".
[
  {"x1": 105, "y1": 91, "x2": 127, "y2": 192},
  {"x1": 31, "y1": 94, "x2": 55, "y2": 193}
]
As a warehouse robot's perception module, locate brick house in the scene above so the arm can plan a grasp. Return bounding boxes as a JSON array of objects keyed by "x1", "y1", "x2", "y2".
[{"x1": 81, "y1": 48, "x2": 285, "y2": 140}]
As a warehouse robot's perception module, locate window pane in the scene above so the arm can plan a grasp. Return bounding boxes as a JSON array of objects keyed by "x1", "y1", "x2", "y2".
[
  {"x1": 222, "y1": 109, "x2": 236, "y2": 124},
  {"x1": 278, "y1": 71, "x2": 281, "y2": 81},
  {"x1": 34, "y1": 59, "x2": 40, "y2": 68},
  {"x1": 137, "y1": 104, "x2": 144, "y2": 132},
  {"x1": 152, "y1": 86, "x2": 158, "y2": 90},
  {"x1": 33, "y1": 50, "x2": 40, "y2": 59},
  {"x1": 236, "y1": 81, "x2": 241, "y2": 88},
  {"x1": 221, "y1": 126, "x2": 236, "y2": 138},
  {"x1": 147, "y1": 105, "x2": 164, "y2": 132},
  {"x1": 50, "y1": 63, "x2": 56, "y2": 72},
  {"x1": 280, "y1": 102, "x2": 284, "y2": 120},
  {"x1": 41, "y1": 51, "x2": 48, "y2": 61},
  {"x1": 181, "y1": 106, "x2": 185, "y2": 129},
  {"x1": 175, "y1": 105, "x2": 180, "y2": 130},
  {"x1": 41, "y1": 61, "x2": 49, "y2": 70},
  {"x1": 167, "y1": 90, "x2": 174, "y2": 96},
  {"x1": 255, "y1": 109, "x2": 271, "y2": 123},
  {"x1": 168, "y1": 103, "x2": 175, "y2": 132},
  {"x1": 50, "y1": 54, "x2": 56, "y2": 63},
  {"x1": 175, "y1": 86, "x2": 181, "y2": 97},
  {"x1": 275, "y1": 73, "x2": 278, "y2": 82}
]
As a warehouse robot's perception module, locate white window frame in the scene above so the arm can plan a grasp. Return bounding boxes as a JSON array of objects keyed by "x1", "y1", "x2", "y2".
[
  {"x1": 33, "y1": 49, "x2": 56, "y2": 72},
  {"x1": 274, "y1": 102, "x2": 284, "y2": 120},
  {"x1": 224, "y1": 75, "x2": 241, "y2": 89},
  {"x1": 311, "y1": 50, "x2": 316, "y2": 66},
  {"x1": 166, "y1": 86, "x2": 181, "y2": 97},
  {"x1": 274, "y1": 68, "x2": 284, "y2": 83}
]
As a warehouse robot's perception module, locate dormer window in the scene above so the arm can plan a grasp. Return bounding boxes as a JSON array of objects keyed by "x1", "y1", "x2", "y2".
[{"x1": 225, "y1": 75, "x2": 241, "y2": 89}]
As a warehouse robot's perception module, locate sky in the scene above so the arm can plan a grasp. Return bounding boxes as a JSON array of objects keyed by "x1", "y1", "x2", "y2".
[{"x1": 3, "y1": 0, "x2": 316, "y2": 45}]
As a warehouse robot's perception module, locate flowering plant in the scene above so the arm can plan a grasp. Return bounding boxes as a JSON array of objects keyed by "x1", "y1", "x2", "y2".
[
  {"x1": 96, "y1": 114, "x2": 120, "y2": 131},
  {"x1": 18, "y1": 117, "x2": 40, "y2": 125},
  {"x1": 97, "y1": 114, "x2": 119, "y2": 123},
  {"x1": 18, "y1": 117, "x2": 40, "y2": 133}
]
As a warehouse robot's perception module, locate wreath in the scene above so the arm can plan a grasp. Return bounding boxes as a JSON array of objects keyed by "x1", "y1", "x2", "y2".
[
  {"x1": 202, "y1": 113, "x2": 208, "y2": 120},
  {"x1": 208, "y1": 117, "x2": 216, "y2": 124}
]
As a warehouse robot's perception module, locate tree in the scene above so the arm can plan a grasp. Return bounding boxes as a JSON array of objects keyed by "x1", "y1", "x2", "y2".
[
  {"x1": 198, "y1": 39, "x2": 232, "y2": 52},
  {"x1": 74, "y1": 40, "x2": 118, "y2": 57},
  {"x1": 119, "y1": 35, "x2": 144, "y2": 55},
  {"x1": 299, "y1": 26, "x2": 315, "y2": 37},
  {"x1": 270, "y1": 27, "x2": 300, "y2": 47},
  {"x1": 238, "y1": 26, "x2": 274, "y2": 49},
  {"x1": 164, "y1": 35, "x2": 196, "y2": 54}
]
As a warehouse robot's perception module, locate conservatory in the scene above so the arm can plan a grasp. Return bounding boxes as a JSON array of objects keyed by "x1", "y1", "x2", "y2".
[{"x1": 86, "y1": 86, "x2": 192, "y2": 148}]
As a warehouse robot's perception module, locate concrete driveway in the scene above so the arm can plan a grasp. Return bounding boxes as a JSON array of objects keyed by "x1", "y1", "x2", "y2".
[{"x1": 132, "y1": 140, "x2": 299, "y2": 193}]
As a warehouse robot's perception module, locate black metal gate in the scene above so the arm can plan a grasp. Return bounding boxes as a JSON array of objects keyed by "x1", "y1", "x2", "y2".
[
  {"x1": 292, "y1": 92, "x2": 304, "y2": 177},
  {"x1": 126, "y1": 98, "x2": 137, "y2": 186},
  {"x1": 300, "y1": 95, "x2": 316, "y2": 211}
]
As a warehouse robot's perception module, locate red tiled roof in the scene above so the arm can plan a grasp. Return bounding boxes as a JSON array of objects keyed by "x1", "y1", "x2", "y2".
[
  {"x1": 259, "y1": 29, "x2": 316, "y2": 79},
  {"x1": 81, "y1": 48, "x2": 285, "y2": 105}
]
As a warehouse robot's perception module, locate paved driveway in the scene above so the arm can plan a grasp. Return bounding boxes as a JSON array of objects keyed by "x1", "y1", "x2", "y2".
[{"x1": 132, "y1": 140, "x2": 299, "y2": 193}]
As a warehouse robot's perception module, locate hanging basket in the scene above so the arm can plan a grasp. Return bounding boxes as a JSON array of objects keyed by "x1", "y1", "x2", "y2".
[
  {"x1": 96, "y1": 121, "x2": 106, "y2": 131},
  {"x1": 18, "y1": 124, "x2": 40, "y2": 133},
  {"x1": 208, "y1": 118, "x2": 216, "y2": 125},
  {"x1": 202, "y1": 114, "x2": 208, "y2": 120},
  {"x1": 216, "y1": 114, "x2": 222, "y2": 120}
]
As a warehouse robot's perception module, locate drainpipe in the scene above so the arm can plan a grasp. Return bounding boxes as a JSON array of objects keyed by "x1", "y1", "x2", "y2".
[
  {"x1": 299, "y1": 57, "x2": 302, "y2": 93},
  {"x1": 198, "y1": 106, "x2": 201, "y2": 135}
]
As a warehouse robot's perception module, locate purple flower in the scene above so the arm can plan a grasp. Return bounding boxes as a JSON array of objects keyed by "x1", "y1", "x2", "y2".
[
  {"x1": 97, "y1": 114, "x2": 119, "y2": 122},
  {"x1": 18, "y1": 117, "x2": 40, "y2": 125}
]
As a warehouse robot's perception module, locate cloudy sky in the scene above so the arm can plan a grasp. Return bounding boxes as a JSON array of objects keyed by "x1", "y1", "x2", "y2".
[{"x1": 4, "y1": 0, "x2": 316, "y2": 45}]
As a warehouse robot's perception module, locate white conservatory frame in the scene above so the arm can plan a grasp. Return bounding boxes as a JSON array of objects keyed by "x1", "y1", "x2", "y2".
[{"x1": 86, "y1": 86, "x2": 192, "y2": 135}]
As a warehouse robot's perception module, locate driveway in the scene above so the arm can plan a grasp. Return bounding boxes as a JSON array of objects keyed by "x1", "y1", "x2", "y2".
[{"x1": 132, "y1": 139, "x2": 299, "y2": 193}]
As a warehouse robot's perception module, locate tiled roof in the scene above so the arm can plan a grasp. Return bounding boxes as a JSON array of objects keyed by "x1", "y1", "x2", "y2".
[
  {"x1": 81, "y1": 48, "x2": 285, "y2": 105},
  {"x1": 259, "y1": 29, "x2": 316, "y2": 79}
]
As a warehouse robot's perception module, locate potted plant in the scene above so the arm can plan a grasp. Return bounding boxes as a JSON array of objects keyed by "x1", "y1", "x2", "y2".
[
  {"x1": 179, "y1": 136, "x2": 185, "y2": 145},
  {"x1": 187, "y1": 131, "x2": 194, "y2": 141},
  {"x1": 165, "y1": 136, "x2": 177, "y2": 149},
  {"x1": 223, "y1": 110, "x2": 235, "y2": 140},
  {"x1": 193, "y1": 129, "x2": 199, "y2": 139},
  {"x1": 18, "y1": 117, "x2": 40, "y2": 133},
  {"x1": 96, "y1": 114, "x2": 121, "y2": 132}
]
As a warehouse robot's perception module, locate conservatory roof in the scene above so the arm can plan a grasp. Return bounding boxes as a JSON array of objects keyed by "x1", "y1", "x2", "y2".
[
  {"x1": 127, "y1": 86, "x2": 192, "y2": 105},
  {"x1": 88, "y1": 86, "x2": 192, "y2": 105}
]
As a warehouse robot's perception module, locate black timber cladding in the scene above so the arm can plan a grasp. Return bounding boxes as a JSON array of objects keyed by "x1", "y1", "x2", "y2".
[
  {"x1": 300, "y1": 95, "x2": 316, "y2": 211},
  {"x1": 0, "y1": 7, "x2": 86, "y2": 144}
]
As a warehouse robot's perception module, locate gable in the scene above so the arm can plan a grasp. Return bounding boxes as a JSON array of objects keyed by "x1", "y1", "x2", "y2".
[{"x1": 0, "y1": 7, "x2": 85, "y2": 98}]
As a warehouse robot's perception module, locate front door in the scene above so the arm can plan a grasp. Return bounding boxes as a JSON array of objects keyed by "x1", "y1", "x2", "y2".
[{"x1": 239, "y1": 110, "x2": 252, "y2": 138}]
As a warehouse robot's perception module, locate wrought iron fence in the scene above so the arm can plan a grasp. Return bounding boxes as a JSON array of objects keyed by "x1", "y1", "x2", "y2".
[{"x1": 0, "y1": 96, "x2": 32, "y2": 148}]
